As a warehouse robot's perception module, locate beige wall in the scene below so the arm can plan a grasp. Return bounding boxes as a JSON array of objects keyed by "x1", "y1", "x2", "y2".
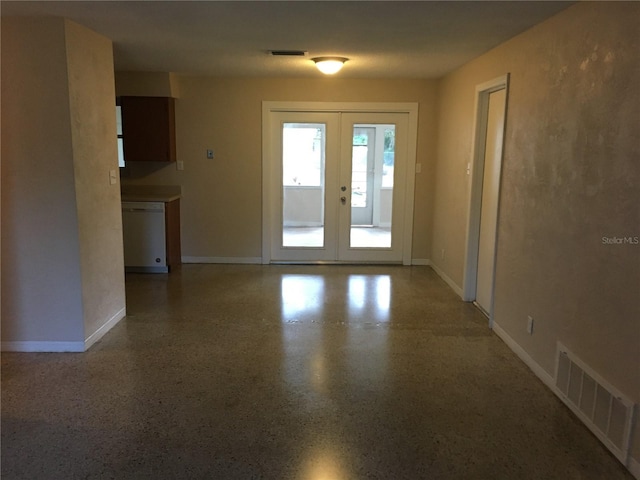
[
  {"x1": 119, "y1": 77, "x2": 438, "y2": 261},
  {"x1": 431, "y1": 2, "x2": 640, "y2": 462},
  {"x1": 65, "y1": 21, "x2": 127, "y2": 341},
  {"x1": 115, "y1": 71, "x2": 179, "y2": 97},
  {"x1": 1, "y1": 17, "x2": 84, "y2": 344},
  {"x1": 1, "y1": 17, "x2": 126, "y2": 349}
]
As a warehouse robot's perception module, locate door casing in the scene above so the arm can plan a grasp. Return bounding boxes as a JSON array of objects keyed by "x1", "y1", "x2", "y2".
[
  {"x1": 462, "y1": 75, "x2": 509, "y2": 327},
  {"x1": 262, "y1": 101, "x2": 418, "y2": 265}
]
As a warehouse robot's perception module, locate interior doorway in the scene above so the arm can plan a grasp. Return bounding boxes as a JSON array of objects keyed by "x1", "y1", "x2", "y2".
[
  {"x1": 262, "y1": 102, "x2": 418, "y2": 264},
  {"x1": 463, "y1": 75, "x2": 509, "y2": 323}
]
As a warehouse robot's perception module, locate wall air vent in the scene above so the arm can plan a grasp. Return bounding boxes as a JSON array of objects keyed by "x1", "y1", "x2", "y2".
[
  {"x1": 269, "y1": 50, "x2": 308, "y2": 56},
  {"x1": 555, "y1": 342, "x2": 635, "y2": 465}
]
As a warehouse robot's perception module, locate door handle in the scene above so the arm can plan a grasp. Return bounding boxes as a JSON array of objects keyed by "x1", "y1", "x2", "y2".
[{"x1": 340, "y1": 196, "x2": 347, "y2": 204}]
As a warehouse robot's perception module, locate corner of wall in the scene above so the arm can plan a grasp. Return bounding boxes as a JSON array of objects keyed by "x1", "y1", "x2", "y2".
[
  {"x1": 429, "y1": 262, "x2": 463, "y2": 298},
  {"x1": 64, "y1": 18, "x2": 127, "y2": 343},
  {"x1": 115, "y1": 71, "x2": 175, "y2": 97}
]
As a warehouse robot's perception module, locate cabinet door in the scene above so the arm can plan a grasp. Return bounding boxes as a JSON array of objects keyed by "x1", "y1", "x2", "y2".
[
  {"x1": 121, "y1": 96, "x2": 176, "y2": 162},
  {"x1": 165, "y1": 199, "x2": 182, "y2": 268}
]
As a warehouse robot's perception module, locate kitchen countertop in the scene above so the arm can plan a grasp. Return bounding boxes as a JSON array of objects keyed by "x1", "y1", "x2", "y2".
[{"x1": 121, "y1": 185, "x2": 182, "y2": 203}]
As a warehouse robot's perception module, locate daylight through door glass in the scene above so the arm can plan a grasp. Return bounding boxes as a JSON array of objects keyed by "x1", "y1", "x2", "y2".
[
  {"x1": 349, "y1": 124, "x2": 395, "y2": 248},
  {"x1": 282, "y1": 123, "x2": 326, "y2": 247}
]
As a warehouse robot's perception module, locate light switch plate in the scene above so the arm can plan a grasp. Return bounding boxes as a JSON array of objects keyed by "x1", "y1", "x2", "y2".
[
  {"x1": 206, "y1": 149, "x2": 214, "y2": 159},
  {"x1": 109, "y1": 169, "x2": 117, "y2": 185},
  {"x1": 177, "y1": 160, "x2": 184, "y2": 171}
]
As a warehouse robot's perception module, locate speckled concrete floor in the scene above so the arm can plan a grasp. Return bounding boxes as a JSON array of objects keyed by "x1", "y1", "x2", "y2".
[{"x1": 1, "y1": 265, "x2": 632, "y2": 479}]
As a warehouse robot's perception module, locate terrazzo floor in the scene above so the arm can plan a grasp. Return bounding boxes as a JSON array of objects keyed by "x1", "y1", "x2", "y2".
[{"x1": 1, "y1": 265, "x2": 633, "y2": 479}]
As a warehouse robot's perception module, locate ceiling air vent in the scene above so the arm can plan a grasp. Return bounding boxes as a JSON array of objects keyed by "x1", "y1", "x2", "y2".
[{"x1": 269, "y1": 50, "x2": 307, "y2": 56}]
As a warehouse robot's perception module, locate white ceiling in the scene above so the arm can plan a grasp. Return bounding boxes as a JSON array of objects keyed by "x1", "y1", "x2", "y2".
[{"x1": 1, "y1": 1, "x2": 573, "y2": 78}]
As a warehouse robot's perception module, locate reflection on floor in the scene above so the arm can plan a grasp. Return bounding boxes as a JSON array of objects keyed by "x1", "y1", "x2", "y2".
[
  {"x1": 283, "y1": 226, "x2": 391, "y2": 248},
  {"x1": 1, "y1": 265, "x2": 632, "y2": 479}
]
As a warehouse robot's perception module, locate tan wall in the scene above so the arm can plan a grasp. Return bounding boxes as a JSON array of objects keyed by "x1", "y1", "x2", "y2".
[
  {"x1": 1, "y1": 17, "x2": 126, "y2": 348},
  {"x1": 119, "y1": 77, "x2": 438, "y2": 262},
  {"x1": 65, "y1": 20, "x2": 126, "y2": 341},
  {"x1": 431, "y1": 2, "x2": 640, "y2": 462},
  {"x1": 115, "y1": 71, "x2": 179, "y2": 97},
  {"x1": 1, "y1": 17, "x2": 85, "y2": 343}
]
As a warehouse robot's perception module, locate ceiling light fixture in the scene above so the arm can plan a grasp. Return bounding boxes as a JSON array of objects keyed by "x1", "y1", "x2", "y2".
[{"x1": 312, "y1": 57, "x2": 348, "y2": 75}]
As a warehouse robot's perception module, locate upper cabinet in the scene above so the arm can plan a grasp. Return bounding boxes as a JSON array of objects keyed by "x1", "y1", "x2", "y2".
[{"x1": 121, "y1": 96, "x2": 176, "y2": 162}]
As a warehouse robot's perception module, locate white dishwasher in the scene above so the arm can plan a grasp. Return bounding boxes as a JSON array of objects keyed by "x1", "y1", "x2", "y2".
[{"x1": 121, "y1": 201, "x2": 168, "y2": 273}]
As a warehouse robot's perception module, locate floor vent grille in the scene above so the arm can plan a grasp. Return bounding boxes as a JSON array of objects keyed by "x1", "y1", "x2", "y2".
[{"x1": 555, "y1": 343, "x2": 635, "y2": 465}]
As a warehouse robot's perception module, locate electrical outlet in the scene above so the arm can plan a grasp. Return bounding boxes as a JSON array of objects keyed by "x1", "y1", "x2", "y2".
[
  {"x1": 176, "y1": 160, "x2": 184, "y2": 171},
  {"x1": 527, "y1": 316, "x2": 534, "y2": 334}
]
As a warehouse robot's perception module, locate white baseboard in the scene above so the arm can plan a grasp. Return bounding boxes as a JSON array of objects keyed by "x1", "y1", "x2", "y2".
[
  {"x1": 492, "y1": 321, "x2": 639, "y2": 477},
  {"x1": 1, "y1": 307, "x2": 126, "y2": 353},
  {"x1": 491, "y1": 321, "x2": 555, "y2": 390},
  {"x1": 84, "y1": 307, "x2": 126, "y2": 351},
  {"x1": 1, "y1": 341, "x2": 85, "y2": 352},
  {"x1": 411, "y1": 259, "x2": 430, "y2": 266},
  {"x1": 182, "y1": 256, "x2": 262, "y2": 264},
  {"x1": 629, "y1": 456, "x2": 640, "y2": 480},
  {"x1": 429, "y1": 263, "x2": 464, "y2": 298}
]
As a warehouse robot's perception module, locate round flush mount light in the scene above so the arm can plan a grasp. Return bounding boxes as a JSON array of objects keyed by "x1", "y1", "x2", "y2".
[{"x1": 312, "y1": 57, "x2": 348, "y2": 75}]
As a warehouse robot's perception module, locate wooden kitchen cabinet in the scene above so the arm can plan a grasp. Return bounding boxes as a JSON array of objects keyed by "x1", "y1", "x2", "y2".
[
  {"x1": 165, "y1": 198, "x2": 182, "y2": 268},
  {"x1": 121, "y1": 96, "x2": 176, "y2": 162}
]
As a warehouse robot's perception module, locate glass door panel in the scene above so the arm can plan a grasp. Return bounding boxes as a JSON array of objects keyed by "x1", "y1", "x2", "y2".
[
  {"x1": 338, "y1": 113, "x2": 408, "y2": 263},
  {"x1": 351, "y1": 127, "x2": 375, "y2": 225},
  {"x1": 349, "y1": 124, "x2": 395, "y2": 249},
  {"x1": 269, "y1": 111, "x2": 340, "y2": 263},
  {"x1": 282, "y1": 123, "x2": 325, "y2": 248}
]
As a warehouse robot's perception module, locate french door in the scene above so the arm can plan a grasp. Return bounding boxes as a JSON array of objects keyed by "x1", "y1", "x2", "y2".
[{"x1": 263, "y1": 103, "x2": 416, "y2": 264}]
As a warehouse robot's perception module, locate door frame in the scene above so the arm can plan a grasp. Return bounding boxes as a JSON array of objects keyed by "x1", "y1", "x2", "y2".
[
  {"x1": 462, "y1": 75, "x2": 509, "y2": 327},
  {"x1": 261, "y1": 101, "x2": 418, "y2": 265}
]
